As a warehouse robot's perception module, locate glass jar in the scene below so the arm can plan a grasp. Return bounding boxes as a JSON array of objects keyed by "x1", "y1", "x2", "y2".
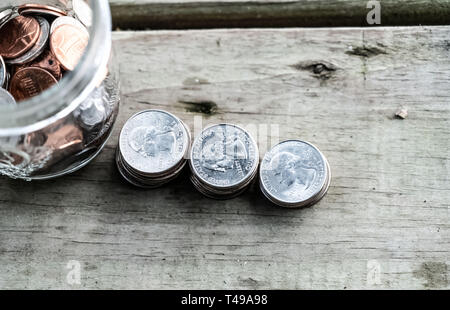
[{"x1": 0, "y1": 0, "x2": 120, "y2": 180}]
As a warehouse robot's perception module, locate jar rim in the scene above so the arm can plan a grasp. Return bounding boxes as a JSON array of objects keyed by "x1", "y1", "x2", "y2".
[{"x1": 0, "y1": 0, "x2": 112, "y2": 136}]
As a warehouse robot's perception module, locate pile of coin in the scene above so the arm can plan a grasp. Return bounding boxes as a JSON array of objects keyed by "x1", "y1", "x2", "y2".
[
  {"x1": 115, "y1": 111, "x2": 333, "y2": 207},
  {"x1": 0, "y1": 2, "x2": 90, "y2": 104},
  {"x1": 189, "y1": 124, "x2": 259, "y2": 199},
  {"x1": 259, "y1": 140, "x2": 331, "y2": 208},
  {"x1": 116, "y1": 110, "x2": 191, "y2": 188}
]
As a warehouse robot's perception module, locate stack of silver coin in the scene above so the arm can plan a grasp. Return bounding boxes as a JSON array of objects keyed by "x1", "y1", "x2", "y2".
[
  {"x1": 189, "y1": 124, "x2": 259, "y2": 199},
  {"x1": 259, "y1": 140, "x2": 331, "y2": 208},
  {"x1": 116, "y1": 110, "x2": 191, "y2": 188}
]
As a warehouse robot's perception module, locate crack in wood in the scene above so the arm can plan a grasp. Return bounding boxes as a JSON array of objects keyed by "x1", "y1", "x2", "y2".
[{"x1": 346, "y1": 44, "x2": 388, "y2": 58}]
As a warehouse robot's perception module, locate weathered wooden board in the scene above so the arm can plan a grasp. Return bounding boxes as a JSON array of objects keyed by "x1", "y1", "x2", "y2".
[
  {"x1": 110, "y1": 0, "x2": 450, "y2": 29},
  {"x1": 0, "y1": 26, "x2": 449, "y2": 289}
]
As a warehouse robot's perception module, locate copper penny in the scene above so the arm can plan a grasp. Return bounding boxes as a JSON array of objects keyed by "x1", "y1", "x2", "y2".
[
  {"x1": 18, "y1": 4, "x2": 67, "y2": 17},
  {"x1": 6, "y1": 16, "x2": 50, "y2": 65},
  {"x1": 9, "y1": 67, "x2": 58, "y2": 102},
  {"x1": 14, "y1": 49, "x2": 62, "y2": 80},
  {"x1": 0, "y1": 16, "x2": 40, "y2": 59},
  {"x1": 50, "y1": 24, "x2": 89, "y2": 71},
  {"x1": 44, "y1": 124, "x2": 83, "y2": 151}
]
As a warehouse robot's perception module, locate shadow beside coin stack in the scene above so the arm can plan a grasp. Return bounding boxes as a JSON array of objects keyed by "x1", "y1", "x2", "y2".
[{"x1": 117, "y1": 110, "x2": 331, "y2": 208}]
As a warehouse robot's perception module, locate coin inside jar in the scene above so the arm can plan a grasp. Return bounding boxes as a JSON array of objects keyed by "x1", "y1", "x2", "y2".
[
  {"x1": 73, "y1": 0, "x2": 93, "y2": 28},
  {"x1": 259, "y1": 140, "x2": 331, "y2": 208},
  {"x1": 0, "y1": 8, "x2": 90, "y2": 103},
  {"x1": 50, "y1": 16, "x2": 88, "y2": 34},
  {"x1": 117, "y1": 110, "x2": 191, "y2": 188},
  {"x1": 0, "y1": 15, "x2": 41, "y2": 59},
  {"x1": 50, "y1": 23, "x2": 89, "y2": 71},
  {"x1": 6, "y1": 16, "x2": 50, "y2": 65},
  {"x1": 0, "y1": 3, "x2": 120, "y2": 180},
  {"x1": 189, "y1": 123, "x2": 259, "y2": 199},
  {"x1": 14, "y1": 49, "x2": 62, "y2": 80},
  {"x1": 9, "y1": 67, "x2": 58, "y2": 102},
  {"x1": 18, "y1": 4, "x2": 68, "y2": 18}
]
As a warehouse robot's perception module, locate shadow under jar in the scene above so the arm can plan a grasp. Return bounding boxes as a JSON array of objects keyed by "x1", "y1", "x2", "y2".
[{"x1": 0, "y1": 0, "x2": 120, "y2": 180}]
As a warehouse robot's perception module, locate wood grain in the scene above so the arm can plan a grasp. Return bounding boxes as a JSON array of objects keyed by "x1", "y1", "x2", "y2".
[
  {"x1": 0, "y1": 26, "x2": 449, "y2": 289},
  {"x1": 110, "y1": 0, "x2": 450, "y2": 29}
]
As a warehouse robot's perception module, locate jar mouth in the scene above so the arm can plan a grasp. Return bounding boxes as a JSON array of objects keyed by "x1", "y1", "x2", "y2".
[{"x1": 0, "y1": 0, "x2": 112, "y2": 136}]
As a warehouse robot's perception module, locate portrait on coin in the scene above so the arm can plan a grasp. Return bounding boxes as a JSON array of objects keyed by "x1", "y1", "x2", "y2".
[
  {"x1": 128, "y1": 125, "x2": 176, "y2": 158},
  {"x1": 270, "y1": 152, "x2": 318, "y2": 195},
  {"x1": 202, "y1": 131, "x2": 248, "y2": 173}
]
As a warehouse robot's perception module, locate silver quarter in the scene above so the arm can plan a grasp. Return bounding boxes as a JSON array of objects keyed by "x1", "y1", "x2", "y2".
[
  {"x1": 260, "y1": 140, "x2": 329, "y2": 207},
  {"x1": 116, "y1": 115, "x2": 191, "y2": 189},
  {"x1": 6, "y1": 16, "x2": 50, "y2": 65},
  {"x1": 119, "y1": 110, "x2": 189, "y2": 176},
  {"x1": 75, "y1": 88, "x2": 108, "y2": 130},
  {"x1": 50, "y1": 16, "x2": 88, "y2": 35},
  {"x1": 117, "y1": 149, "x2": 187, "y2": 189},
  {"x1": 0, "y1": 55, "x2": 6, "y2": 88},
  {"x1": 190, "y1": 174, "x2": 249, "y2": 200},
  {"x1": 116, "y1": 150, "x2": 151, "y2": 189},
  {"x1": 190, "y1": 124, "x2": 259, "y2": 189},
  {"x1": 73, "y1": 0, "x2": 93, "y2": 28},
  {"x1": 0, "y1": 88, "x2": 17, "y2": 106}
]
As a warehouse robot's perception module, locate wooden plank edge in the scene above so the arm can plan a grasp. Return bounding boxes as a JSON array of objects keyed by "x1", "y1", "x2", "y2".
[{"x1": 110, "y1": 1, "x2": 450, "y2": 30}]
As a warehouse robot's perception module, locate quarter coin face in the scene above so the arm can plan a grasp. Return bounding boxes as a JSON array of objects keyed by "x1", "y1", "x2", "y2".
[
  {"x1": 119, "y1": 110, "x2": 189, "y2": 175},
  {"x1": 9, "y1": 67, "x2": 58, "y2": 101},
  {"x1": 190, "y1": 124, "x2": 259, "y2": 189},
  {"x1": 0, "y1": 16, "x2": 41, "y2": 59},
  {"x1": 260, "y1": 140, "x2": 328, "y2": 205},
  {"x1": 50, "y1": 23, "x2": 89, "y2": 71}
]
